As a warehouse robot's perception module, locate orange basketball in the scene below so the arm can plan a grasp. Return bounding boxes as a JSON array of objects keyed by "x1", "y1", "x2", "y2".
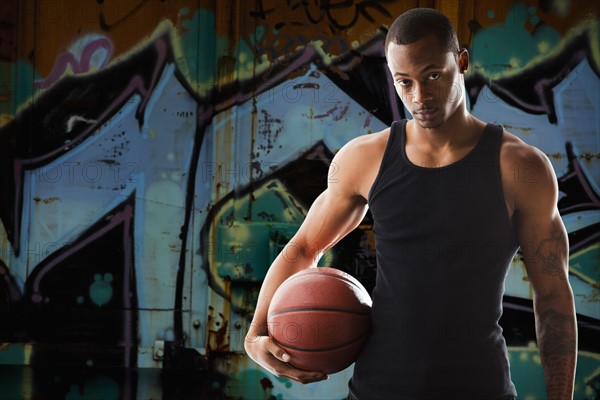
[{"x1": 267, "y1": 267, "x2": 372, "y2": 374}]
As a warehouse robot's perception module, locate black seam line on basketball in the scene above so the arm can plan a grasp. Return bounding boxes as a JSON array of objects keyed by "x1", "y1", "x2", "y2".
[
  {"x1": 268, "y1": 307, "x2": 370, "y2": 317},
  {"x1": 271, "y1": 330, "x2": 369, "y2": 353},
  {"x1": 281, "y1": 271, "x2": 368, "y2": 294},
  {"x1": 284, "y1": 272, "x2": 360, "y2": 289}
]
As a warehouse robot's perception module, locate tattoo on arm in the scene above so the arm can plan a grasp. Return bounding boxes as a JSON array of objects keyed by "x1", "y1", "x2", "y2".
[
  {"x1": 537, "y1": 309, "x2": 576, "y2": 355},
  {"x1": 534, "y1": 228, "x2": 567, "y2": 280},
  {"x1": 536, "y1": 309, "x2": 577, "y2": 399}
]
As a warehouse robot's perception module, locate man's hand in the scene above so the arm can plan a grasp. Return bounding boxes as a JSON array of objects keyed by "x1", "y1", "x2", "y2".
[{"x1": 244, "y1": 332, "x2": 329, "y2": 384}]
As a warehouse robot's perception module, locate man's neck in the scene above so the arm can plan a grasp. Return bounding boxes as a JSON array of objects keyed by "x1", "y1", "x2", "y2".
[{"x1": 409, "y1": 110, "x2": 482, "y2": 150}]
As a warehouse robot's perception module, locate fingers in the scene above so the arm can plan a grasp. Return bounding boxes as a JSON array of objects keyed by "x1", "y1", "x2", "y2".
[
  {"x1": 270, "y1": 362, "x2": 329, "y2": 384},
  {"x1": 247, "y1": 335, "x2": 329, "y2": 384},
  {"x1": 264, "y1": 338, "x2": 291, "y2": 363},
  {"x1": 266, "y1": 346, "x2": 329, "y2": 384}
]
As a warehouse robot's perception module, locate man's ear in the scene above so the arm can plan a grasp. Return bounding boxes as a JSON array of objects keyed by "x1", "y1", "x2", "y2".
[{"x1": 458, "y1": 48, "x2": 469, "y2": 73}]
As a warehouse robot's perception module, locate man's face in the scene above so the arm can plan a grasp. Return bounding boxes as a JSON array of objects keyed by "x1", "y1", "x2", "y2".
[{"x1": 386, "y1": 33, "x2": 467, "y2": 130}]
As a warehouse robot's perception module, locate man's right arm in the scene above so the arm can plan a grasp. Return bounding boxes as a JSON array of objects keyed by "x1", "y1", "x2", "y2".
[{"x1": 244, "y1": 134, "x2": 379, "y2": 383}]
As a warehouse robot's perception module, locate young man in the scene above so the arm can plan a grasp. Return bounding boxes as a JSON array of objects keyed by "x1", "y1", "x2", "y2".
[{"x1": 244, "y1": 8, "x2": 577, "y2": 400}]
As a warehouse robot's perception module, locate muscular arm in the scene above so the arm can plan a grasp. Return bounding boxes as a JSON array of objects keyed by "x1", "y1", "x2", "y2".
[
  {"x1": 524, "y1": 218, "x2": 577, "y2": 399},
  {"x1": 244, "y1": 133, "x2": 381, "y2": 383},
  {"x1": 249, "y1": 188, "x2": 368, "y2": 335},
  {"x1": 507, "y1": 142, "x2": 577, "y2": 399}
]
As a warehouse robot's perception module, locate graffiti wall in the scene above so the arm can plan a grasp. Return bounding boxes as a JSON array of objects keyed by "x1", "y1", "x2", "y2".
[{"x1": 0, "y1": 0, "x2": 598, "y2": 399}]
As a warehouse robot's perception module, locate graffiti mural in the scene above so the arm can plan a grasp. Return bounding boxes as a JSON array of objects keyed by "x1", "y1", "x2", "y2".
[{"x1": 0, "y1": 0, "x2": 598, "y2": 399}]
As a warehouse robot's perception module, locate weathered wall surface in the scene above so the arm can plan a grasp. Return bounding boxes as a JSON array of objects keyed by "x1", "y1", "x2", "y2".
[{"x1": 0, "y1": 1, "x2": 598, "y2": 399}]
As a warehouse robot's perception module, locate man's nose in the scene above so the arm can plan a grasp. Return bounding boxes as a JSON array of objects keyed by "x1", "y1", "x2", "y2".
[{"x1": 412, "y1": 83, "x2": 433, "y2": 104}]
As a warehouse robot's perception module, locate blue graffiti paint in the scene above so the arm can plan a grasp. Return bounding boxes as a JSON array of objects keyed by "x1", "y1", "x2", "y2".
[
  {"x1": 89, "y1": 273, "x2": 113, "y2": 306},
  {"x1": 471, "y1": 2, "x2": 561, "y2": 75},
  {"x1": 0, "y1": 59, "x2": 42, "y2": 116}
]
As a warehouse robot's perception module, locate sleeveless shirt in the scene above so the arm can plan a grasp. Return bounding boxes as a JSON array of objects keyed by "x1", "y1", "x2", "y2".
[{"x1": 349, "y1": 120, "x2": 519, "y2": 399}]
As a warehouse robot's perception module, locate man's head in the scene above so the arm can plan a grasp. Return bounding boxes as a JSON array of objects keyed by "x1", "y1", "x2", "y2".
[
  {"x1": 385, "y1": 8, "x2": 460, "y2": 57},
  {"x1": 385, "y1": 8, "x2": 468, "y2": 130}
]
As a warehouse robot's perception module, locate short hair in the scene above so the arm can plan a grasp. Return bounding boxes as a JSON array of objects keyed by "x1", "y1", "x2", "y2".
[{"x1": 385, "y1": 8, "x2": 460, "y2": 56}]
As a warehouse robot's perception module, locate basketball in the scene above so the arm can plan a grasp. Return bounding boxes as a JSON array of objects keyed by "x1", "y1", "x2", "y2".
[{"x1": 267, "y1": 267, "x2": 372, "y2": 374}]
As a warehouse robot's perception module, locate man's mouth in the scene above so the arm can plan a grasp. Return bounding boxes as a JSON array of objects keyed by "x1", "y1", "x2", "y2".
[{"x1": 414, "y1": 109, "x2": 437, "y2": 119}]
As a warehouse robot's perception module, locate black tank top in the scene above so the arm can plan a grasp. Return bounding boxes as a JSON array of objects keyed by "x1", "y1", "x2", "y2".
[{"x1": 349, "y1": 120, "x2": 519, "y2": 399}]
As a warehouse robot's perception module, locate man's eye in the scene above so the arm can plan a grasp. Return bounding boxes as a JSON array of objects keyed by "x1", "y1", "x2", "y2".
[
  {"x1": 427, "y1": 73, "x2": 441, "y2": 81},
  {"x1": 396, "y1": 80, "x2": 411, "y2": 87}
]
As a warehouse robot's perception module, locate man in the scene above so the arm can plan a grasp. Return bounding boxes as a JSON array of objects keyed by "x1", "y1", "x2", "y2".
[{"x1": 244, "y1": 8, "x2": 577, "y2": 400}]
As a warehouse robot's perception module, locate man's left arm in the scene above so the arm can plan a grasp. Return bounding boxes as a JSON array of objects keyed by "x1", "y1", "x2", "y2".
[{"x1": 509, "y1": 144, "x2": 577, "y2": 400}]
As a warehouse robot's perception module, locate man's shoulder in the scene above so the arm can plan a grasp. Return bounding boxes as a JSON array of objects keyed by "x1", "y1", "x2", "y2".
[
  {"x1": 334, "y1": 127, "x2": 391, "y2": 162},
  {"x1": 498, "y1": 128, "x2": 557, "y2": 206},
  {"x1": 346, "y1": 127, "x2": 391, "y2": 147},
  {"x1": 499, "y1": 129, "x2": 549, "y2": 167},
  {"x1": 329, "y1": 127, "x2": 392, "y2": 199}
]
